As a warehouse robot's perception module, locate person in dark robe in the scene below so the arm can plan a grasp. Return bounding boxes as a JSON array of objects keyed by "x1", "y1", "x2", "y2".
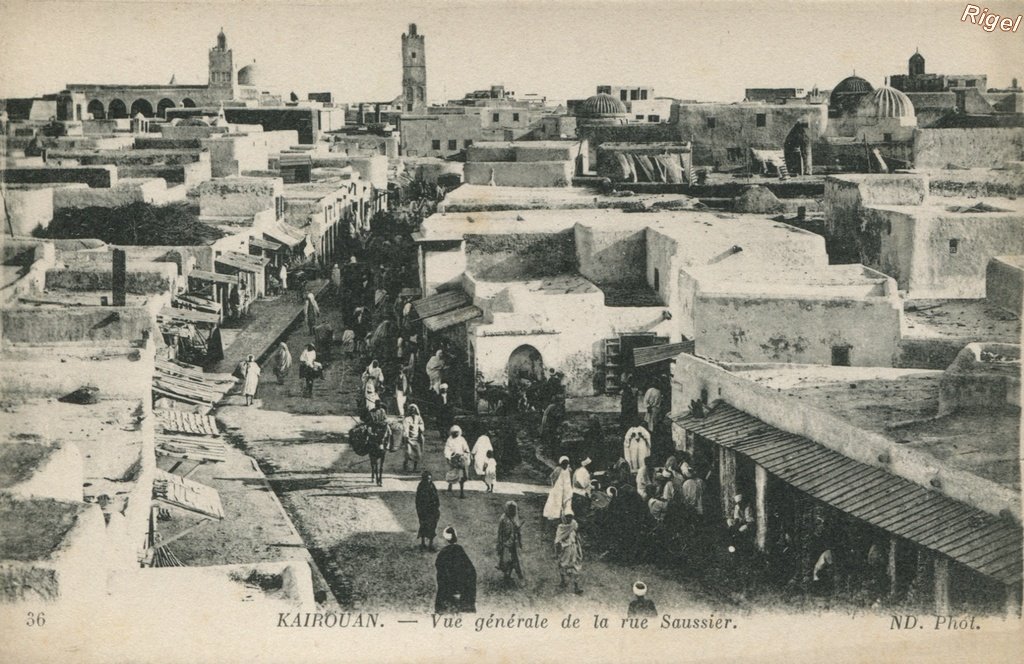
[
  {"x1": 496, "y1": 501, "x2": 525, "y2": 586},
  {"x1": 628, "y1": 582, "x2": 658, "y2": 616},
  {"x1": 415, "y1": 471, "x2": 440, "y2": 551},
  {"x1": 619, "y1": 374, "x2": 639, "y2": 431},
  {"x1": 435, "y1": 526, "x2": 477, "y2": 614}
]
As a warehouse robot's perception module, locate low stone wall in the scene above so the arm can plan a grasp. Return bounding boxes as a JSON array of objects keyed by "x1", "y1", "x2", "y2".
[
  {"x1": 986, "y1": 256, "x2": 1024, "y2": 315},
  {"x1": 464, "y1": 161, "x2": 573, "y2": 187},
  {"x1": 914, "y1": 127, "x2": 1024, "y2": 169},
  {"x1": 44, "y1": 264, "x2": 176, "y2": 295},
  {"x1": 0, "y1": 166, "x2": 117, "y2": 188},
  {"x1": 1, "y1": 187, "x2": 54, "y2": 236},
  {"x1": 1, "y1": 306, "x2": 158, "y2": 344}
]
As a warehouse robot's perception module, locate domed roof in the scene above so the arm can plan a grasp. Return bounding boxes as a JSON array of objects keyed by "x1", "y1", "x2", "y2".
[
  {"x1": 237, "y1": 63, "x2": 258, "y2": 86},
  {"x1": 859, "y1": 86, "x2": 915, "y2": 118},
  {"x1": 577, "y1": 93, "x2": 627, "y2": 118},
  {"x1": 831, "y1": 75, "x2": 874, "y2": 96},
  {"x1": 909, "y1": 51, "x2": 924, "y2": 64}
]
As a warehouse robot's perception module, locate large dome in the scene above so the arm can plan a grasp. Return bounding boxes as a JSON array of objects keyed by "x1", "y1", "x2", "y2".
[
  {"x1": 237, "y1": 63, "x2": 258, "y2": 86},
  {"x1": 577, "y1": 93, "x2": 627, "y2": 118},
  {"x1": 859, "y1": 86, "x2": 915, "y2": 118},
  {"x1": 831, "y1": 75, "x2": 874, "y2": 96}
]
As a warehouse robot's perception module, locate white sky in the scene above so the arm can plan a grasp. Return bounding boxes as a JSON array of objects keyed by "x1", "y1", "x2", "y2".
[{"x1": 1, "y1": 0, "x2": 1022, "y2": 103}]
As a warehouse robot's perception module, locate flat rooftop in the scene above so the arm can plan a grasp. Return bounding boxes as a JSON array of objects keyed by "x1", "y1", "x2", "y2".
[
  {"x1": 0, "y1": 398, "x2": 144, "y2": 481},
  {"x1": 685, "y1": 263, "x2": 891, "y2": 298},
  {"x1": 902, "y1": 299, "x2": 1020, "y2": 343},
  {"x1": 733, "y1": 364, "x2": 1020, "y2": 491},
  {"x1": 0, "y1": 495, "x2": 91, "y2": 561},
  {"x1": 868, "y1": 196, "x2": 1024, "y2": 215},
  {"x1": 439, "y1": 184, "x2": 699, "y2": 213},
  {"x1": 418, "y1": 207, "x2": 821, "y2": 245}
]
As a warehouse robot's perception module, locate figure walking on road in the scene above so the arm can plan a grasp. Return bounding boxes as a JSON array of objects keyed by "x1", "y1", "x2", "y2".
[
  {"x1": 304, "y1": 292, "x2": 321, "y2": 336},
  {"x1": 241, "y1": 354, "x2": 261, "y2": 406},
  {"x1": 434, "y1": 526, "x2": 477, "y2": 614},
  {"x1": 554, "y1": 513, "x2": 583, "y2": 594},
  {"x1": 415, "y1": 471, "x2": 440, "y2": 551},
  {"x1": 443, "y1": 425, "x2": 471, "y2": 498},
  {"x1": 271, "y1": 341, "x2": 291, "y2": 385},
  {"x1": 402, "y1": 404, "x2": 425, "y2": 472},
  {"x1": 496, "y1": 501, "x2": 525, "y2": 586}
]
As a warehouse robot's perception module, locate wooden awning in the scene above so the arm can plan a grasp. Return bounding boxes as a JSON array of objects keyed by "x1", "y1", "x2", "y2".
[
  {"x1": 216, "y1": 251, "x2": 270, "y2": 273},
  {"x1": 158, "y1": 307, "x2": 220, "y2": 326},
  {"x1": 423, "y1": 305, "x2": 483, "y2": 332},
  {"x1": 153, "y1": 469, "x2": 224, "y2": 518},
  {"x1": 188, "y1": 269, "x2": 236, "y2": 285},
  {"x1": 675, "y1": 403, "x2": 1022, "y2": 585},
  {"x1": 263, "y1": 224, "x2": 305, "y2": 248},
  {"x1": 634, "y1": 341, "x2": 695, "y2": 367},
  {"x1": 410, "y1": 290, "x2": 470, "y2": 322},
  {"x1": 249, "y1": 236, "x2": 283, "y2": 251}
]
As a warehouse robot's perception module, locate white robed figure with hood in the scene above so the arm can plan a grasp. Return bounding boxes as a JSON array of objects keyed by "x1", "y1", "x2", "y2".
[
  {"x1": 543, "y1": 456, "x2": 574, "y2": 520},
  {"x1": 471, "y1": 435, "x2": 494, "y2": 477}
]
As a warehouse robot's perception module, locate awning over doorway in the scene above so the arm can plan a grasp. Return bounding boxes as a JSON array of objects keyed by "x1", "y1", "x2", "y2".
[
  {"x1": 633, "y1": 341, "x2": 694, "y2": 367},
  {"x1": 675, "y1": 403, "x2": 1022, "y2": 585},
  {"x1": 187, "y1": 269, "x2": 237, "y2": 285},
  {"x1": 249, "y1": 236, "x2": 283, "y2": 252},
  {"x1": 263, "y1": 223, "x2": 305, "y2": 248},
  {"x1": 410, "y1": 290, "x2": 471, "y2": 322},
  {"x1": 216, "y1": 251, "x2": 270, "y2": 273},
  {"x1": 423, "y1": 305, "x2": 483, "y2": 332}
]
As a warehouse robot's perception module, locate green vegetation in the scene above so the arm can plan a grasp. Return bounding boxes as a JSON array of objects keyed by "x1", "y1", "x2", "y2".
[{"x1": 36, "y1": 202, "x2": 224, "y2": 246}]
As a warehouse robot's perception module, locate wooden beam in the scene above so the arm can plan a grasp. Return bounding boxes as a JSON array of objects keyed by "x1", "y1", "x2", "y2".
[
  {"x1": 755, "y1": 464, "x2": 769, "y2": 552},
  {"x1": 888, "y1": 537, "x2": 899, "y2": 598},
  {"x1": 719, "y1": 447, "x2": 737, "y2": 518},
  {"x1": 934, "y1": 555, "x2": 951, "y2": 615}
]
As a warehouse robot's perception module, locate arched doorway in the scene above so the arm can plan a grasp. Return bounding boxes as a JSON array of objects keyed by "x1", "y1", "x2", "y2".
[
  {"x1": 108, "y1": 99, "x2": 128, "y2": 119},
  {"x1": 87, "y1": 100, "x2": 105, "y2": 119},
  {"x1": 157, "y1": 98, "x2": 176, "y2": 118},
  {"x1": 507, "y1": 345, "x2": 545, "y2": 384},
  {"x1": 181, "y1": 97, "x2": 196, "y2": 108},
  {"x1": 130, "y1": 98, "x2": 154, "y2": 118}
]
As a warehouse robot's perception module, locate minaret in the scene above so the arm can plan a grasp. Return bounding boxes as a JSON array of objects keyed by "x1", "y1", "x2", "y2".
[
  {"x1": 909, "y1": 48, "x2": 925, "y2": 77},
  {"x1": 401, "y1": 23, "x2": 427, "y2": 112},
  {"x1": 209, "y1": 28, "x2": 236, "y2": 98}
]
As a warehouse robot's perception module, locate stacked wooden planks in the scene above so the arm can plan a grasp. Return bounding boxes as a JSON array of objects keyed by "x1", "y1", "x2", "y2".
[
  {"x1": 153, "y1": 469, "x2": 225, "y2": 519},
  {"x1": 153, "y1": 359, "x2": 237, "y2": 413},
  {"x1": 154, "y1": 407, "x2": 228, "y2": 462}
]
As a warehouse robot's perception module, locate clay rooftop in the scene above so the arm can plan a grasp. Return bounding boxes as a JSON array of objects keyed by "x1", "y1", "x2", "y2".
[
  {"x1": 439, "y1": 184, "x2": 698, "y2": 213},
  {"x1": 418, "y1": 207, "x2": 821, "y2": 243},
  {"x1": 902, "y1": 299, "x2": 1020, "y2": 343},
  {"x1": 731, "y1": 364, "x2": 1020, "y2": 491},
  {"x1": 684, "y1": 263, "x2": 893, "y2": 298}
]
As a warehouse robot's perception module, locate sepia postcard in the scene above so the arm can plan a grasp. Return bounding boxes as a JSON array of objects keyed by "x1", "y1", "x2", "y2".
[{"x1": 0, "y1": 0, "x2": 1021, "y2": 661}]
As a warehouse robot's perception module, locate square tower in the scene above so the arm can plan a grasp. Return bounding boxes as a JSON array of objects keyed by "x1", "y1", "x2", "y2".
[
  {"x1": 402, "y1": 23, "x2": 427, "y2": 112},
  {"x1": 209, "y1": 29, "x2": 236, "y2": 98}
]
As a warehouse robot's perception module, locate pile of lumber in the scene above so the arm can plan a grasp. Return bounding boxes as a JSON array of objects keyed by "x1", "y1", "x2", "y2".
[
  {"x1": 153, "y1": 469, "x2": 224, "y2": 519},
  {"x1": 153, "y1": 359, "x2": 236, "y2": 413},
  {"x1": 155, "y1": 434, "x2": 227, "y2": 462}
]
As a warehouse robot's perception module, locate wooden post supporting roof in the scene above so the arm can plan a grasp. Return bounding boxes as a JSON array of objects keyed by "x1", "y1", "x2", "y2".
[
  {"x1": 755, "y1": 464, "x2": 769, "y2": 552},
  {"x1": 719, "y1": 447, "x2": 737, "y2": 518}
]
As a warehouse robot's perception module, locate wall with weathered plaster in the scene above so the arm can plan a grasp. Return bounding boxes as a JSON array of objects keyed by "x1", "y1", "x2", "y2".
[
  {"x1": 879, "y1": 208, "x2": 1024, "y2": 298},
  {"x1": 197, "y1": 177, "x2": 283, "y2": 217},
  {"x1": 914, "y1": 128, "x2": 1024, "y2": 169},
  {"x1": 0, "y1": 187, "x2": 54, "y2": 236},
  {"x1": 45, "y1": 261, "x2": 178, "y2": 295},
  {"x1": 986, "y1": 256, "x2": 1024, "y2": 315},
  {"x1": 1, "y1": 306, "x2": 159, "y2": 344},
  {"x1": 0, "y1": 166, "x2": 117, "y2": 188},
  {"x1": 689, "y1": 288, "x2": 902, "y2": 366},
  {"x1": 463, "y1": 161, "x2": 574, "y2": 187},
  {"x1": 421, "y1": 242, "x2": 466, "y2": 294},
  {"x1": 938, "y1": 343, "x2": 1021, "y2": 415},
  {"x1": 573, "y1": 224, "x2": 646, "y2": 286},
  {"x1": 669, "y1": 353, "x2": 1020, "y2": 519},
  {"x1": 824, "y1": 174, "x2": 929, "y2": 264},
  {"x1": 464, "y1": 231, "x2": 576, "y2": 280}
]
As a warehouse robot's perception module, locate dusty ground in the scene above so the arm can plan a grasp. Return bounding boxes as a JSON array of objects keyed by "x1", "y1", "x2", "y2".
[{"x1": 215, "y1": 295, "x2": 729, "y2": 615}]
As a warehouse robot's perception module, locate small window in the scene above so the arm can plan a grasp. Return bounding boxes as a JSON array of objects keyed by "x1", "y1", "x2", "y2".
[
  {"x1": 630, "y1": 90, "x2": 639, "y2": 100},
  {"x1": 463, "y1": 139, "x2": 473, "y2": 148},
  {"x1": 620, "y1": 90, "x2": 628, "y2": 101},
  {"x1": 648, "y1": 114, "x2": 660, "y2": 122},
  {"x1": 447, "y1": 139, "x2": 457, "y2": 150},
  {"x1": 727, "y1": 147, "x2": 743, "y2": 161},
  {"x1": 966, "y1": 79, "x2": 976, "y2": 87},
  {"x1": 492, "y1": 112, "x2": 500, "y2": 122},
  {"x1": 636, "y1": 114, "x2": 645, "y2": 120},
  {"x1": 512, "y1": 113, "x2": 520, "y2": 122},
  {"x1": 431, "y1": 139, "x2": 441, "y2": 150},
  {"x1": 949, "y1": 239, "x2": 959, "y2": 254},
  {"x1": 756, "y1": 113, "x2": 767, "y2": 127},
  {"x1": 831, "y1": 346, "x2": 851, "y2": 367},
  {"x1": 653, "y1": 268, "x2": 660, "y2": 291},
  {"x1": 411, "y1": 52, "x2": 417, "y2": 60},
  {"x1": 640, "y1": 89, "x2": 648, "y2": 100},
  {"x1": 883, "y1": 132, "x2": 893, "y2": 142},
  {"x1": 700, "y1": 388, "x2": 709, "y2": 404},
  {"x1": 707, "y1": 117, "x2": 717, "y2": 129}
]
